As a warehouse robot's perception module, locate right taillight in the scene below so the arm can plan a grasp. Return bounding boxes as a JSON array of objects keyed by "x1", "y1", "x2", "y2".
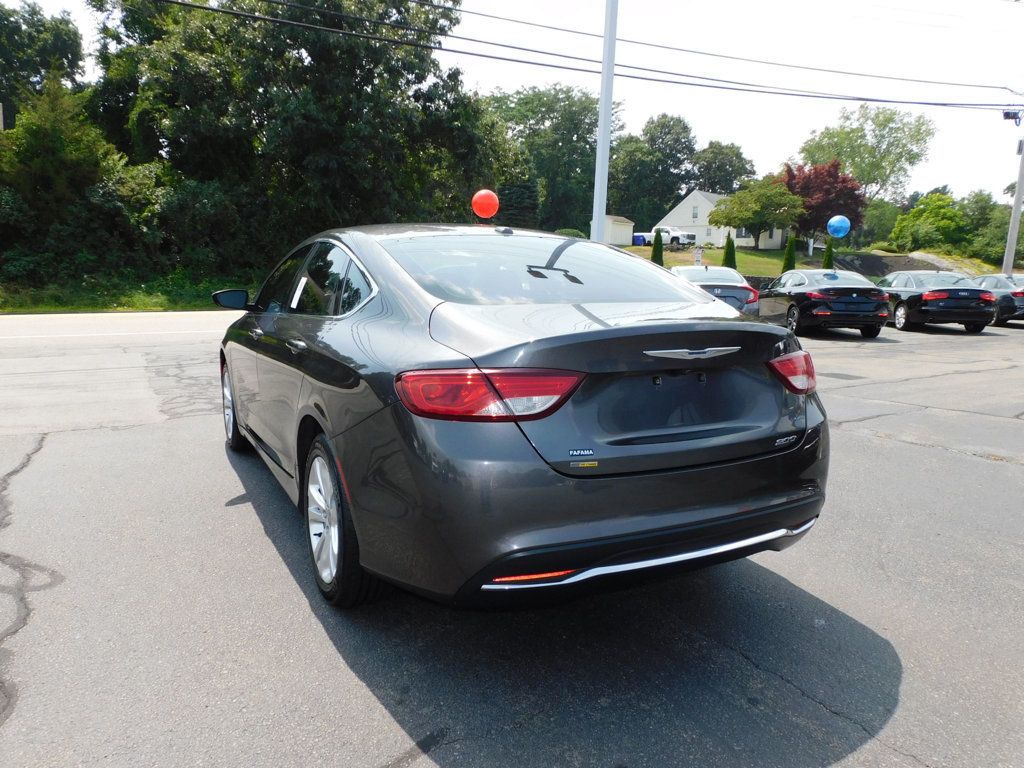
[
  {"x1": 921, "y1": 290, "x2": 949, "y2": 301},
  {"x1": 395, "y1": 368, "x2": 584, "y2": 421},
  {"x1": 1011, "y1": 290, "x2": 1024, "y2": 298},
  {"x1": 767, "y1": 350, "x2": 816, "y2": 395},
  {"x1": 744, "y1": 286, "x2": 759, "y2": 304}
]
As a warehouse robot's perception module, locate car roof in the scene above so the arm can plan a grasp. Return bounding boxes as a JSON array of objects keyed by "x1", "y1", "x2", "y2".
[{"x1": 313, "y1": 224, "x2": 568, "y2": 242}]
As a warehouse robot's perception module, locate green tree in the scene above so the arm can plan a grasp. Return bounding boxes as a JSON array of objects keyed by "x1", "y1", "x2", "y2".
[
  {"x1": 800, "y1": 105, "x2": 935, "y2": 200},
  {"x1": 708, "y1": 177, "x2": 804, "y2": 250},
  {"x1": 822, "y1": 237, "x2": 835, "y2": 269},
  {"x1": 496, "y1": 178, "x2": 540, "y2": 229},
  {"x1": 0, "y1": 73, "x2": 117, "y2": 227},
  {"x1": 781, "y1": 236, "x2": 797, "y2": 272},
  {"x1": 608, "y1": 114, "x2": 696, "y2": 229},
  {"x1": 957, "y1": 190, "x2": 997, "y2": 235},
  {"x1": 489, "y1": 85, "x2": 611, "y2": 232},
  {"x1": 965, "y1": 204, "x2": 1024, "y2": 265},
  {"x1": 651, "y1": 230, "x2": 664, "y2": 266},
  {"x1": 890, "y1": 193, "x2": 967, "y2": 252},
  {"x1": 857, "y1": 198, "x2": 901, "y2": 246},
  {"x1": 692, "y1": 141, "x2": 755, "y2": 194},
  {"x1": 0, "y1": 2, "x2": 83, "y2": 128},
  {"x1": 722, "y1": 232, "x2": 736, "y2": 269}
]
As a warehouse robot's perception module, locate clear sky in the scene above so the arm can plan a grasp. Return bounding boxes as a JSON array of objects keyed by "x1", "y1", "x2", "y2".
[{"x1": 12, "y1": 0, "x2": 1024, "y2": 200}]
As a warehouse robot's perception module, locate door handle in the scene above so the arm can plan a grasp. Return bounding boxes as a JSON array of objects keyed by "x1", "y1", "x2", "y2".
[
  {"x1": 249, "y1": 328, "x2": 264, "y2": 341},
  {"x1": 286, "y1": 338, "x2": 308, "y2": 354}
]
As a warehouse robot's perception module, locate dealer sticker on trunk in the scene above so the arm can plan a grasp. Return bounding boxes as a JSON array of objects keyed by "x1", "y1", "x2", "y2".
[{"x1": 568, "y1": 449, "x2": 594, "y2": 456}]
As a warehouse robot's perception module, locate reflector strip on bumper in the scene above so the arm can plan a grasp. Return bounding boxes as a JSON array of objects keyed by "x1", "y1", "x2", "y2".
[{"x1": 480, "y1": 518, "x2": 817, "y2": 591}]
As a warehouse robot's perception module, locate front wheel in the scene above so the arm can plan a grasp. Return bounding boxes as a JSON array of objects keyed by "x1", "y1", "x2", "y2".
[
  {"x1": 860, "y1": 325, "x2": 882, "y2": 339},
  {"x1": 964, "y1": 322, "x2": 986, "y2": 334},
  {"x1": 303, "y1": 435, "x2": 381, "y2": 607},
  {"x1": 221, "y1": 363, "x2": 249, "y2": 451},
  {"x1": 786, "y1": 305, "x2": 803, "y2": 335},
  {"x1": 670, "y1": 237, "x2": 680, "y2": 245}
]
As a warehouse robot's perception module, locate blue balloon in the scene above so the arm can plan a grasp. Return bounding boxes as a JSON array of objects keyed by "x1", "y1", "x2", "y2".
[{"x1": 827, "y1": 214, "x2": 851, "y2": 238}]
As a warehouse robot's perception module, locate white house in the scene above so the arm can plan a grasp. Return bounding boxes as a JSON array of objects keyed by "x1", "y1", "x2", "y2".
[
  {"x1": 654, "y1": 190, "x2": 786, "y2": 250},
  {"x1": 596, "y1": 214, "x2": 634, "y2": 247}
]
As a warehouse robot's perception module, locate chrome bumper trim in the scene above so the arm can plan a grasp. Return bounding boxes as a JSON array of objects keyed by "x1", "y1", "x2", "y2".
[{"x1": 480, "y1": 517, "x2": 817, "y2": 591}]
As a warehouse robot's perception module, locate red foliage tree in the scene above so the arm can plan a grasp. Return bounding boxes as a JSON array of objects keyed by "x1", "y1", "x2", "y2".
[{"x1": 782, "y1": 160, "x2": 865, "y2": 242}]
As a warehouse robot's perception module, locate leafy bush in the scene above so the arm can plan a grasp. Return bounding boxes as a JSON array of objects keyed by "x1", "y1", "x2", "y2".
[
  {"x1": 868, "y1": 241, "x2": 899, "y2": 253},
  {"x1": 781, "y1": 236, "x2": 797, "y2": 272},
  {"x1": 722, "y1": 233, "x2": 736, "y2": 268},
  {"x1": 554, "y1": 228, "x2": 586, "y2": 238},
  {"x1": 890, "y1": 193, "x2": 966, "y2": 252},
  {"x1": 651, "y1": 230, "x2": 664, "y2": 266}
]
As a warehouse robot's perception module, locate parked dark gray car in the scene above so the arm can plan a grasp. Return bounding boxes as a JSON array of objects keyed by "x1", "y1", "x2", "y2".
[
  {"x1": 972, "y1": 274, "x2": 1024, "y2": 325},
  {"x1": 215, "y1": 226, "x2": 829, "y2": 607},
  {"x1": 670, "y1": 265, "x2": 760, "y2": 315}
]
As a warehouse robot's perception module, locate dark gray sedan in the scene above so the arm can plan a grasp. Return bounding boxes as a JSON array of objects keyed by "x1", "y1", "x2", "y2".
[
  {"x1": 670, "y1": 265, "x2": 760, "y2": 315},
  {"x1": 214, "y1": 226, "x2": 828, "y2": 607},
  {"x1": 972, "y1": 274, "x2": 1024, "y2": 325}
]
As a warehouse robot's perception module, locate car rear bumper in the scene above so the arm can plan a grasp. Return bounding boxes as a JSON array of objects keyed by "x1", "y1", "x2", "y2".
[
  {"x1": 803, "y1": 310, "x2": 887, "y2": 328},
  {"x1": 909, "y1": 308, "x2": 994, "y2": 325},
  {"x1": 335, "y1": 397, "x2": 829, "y2": 603}
]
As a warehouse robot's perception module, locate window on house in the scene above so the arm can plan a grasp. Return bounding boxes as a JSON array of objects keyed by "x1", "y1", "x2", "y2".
[
  {"x1": 736, "y1": 227, "x2": 750, "y2": 238},
  {"x1": 706, "y1": 227, "x2": 712, "y2": 236},
  {"x1": 692, "y1": 205, "x2": 699, "y2": 219},
  {"x1": 768, "y1": 227, "x2": 775, "y2": 239}
]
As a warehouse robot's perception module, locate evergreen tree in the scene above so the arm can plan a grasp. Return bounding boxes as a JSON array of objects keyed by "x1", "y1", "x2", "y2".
[
  {"x1": 651, "y1": 230, "x2": 664, "y2": 266},
  {"x1": 722, "y1": 232, "x2": 737, "y2": 269},
  {"x1": 782, "y1": 236, "x2": 797, "y2": 272},
  {"x1": 822, "y1": 237, "x2": 835, "y2": 269},
  {"x1": 496, "y1": 179, "x2": 539, "y2": 229}
]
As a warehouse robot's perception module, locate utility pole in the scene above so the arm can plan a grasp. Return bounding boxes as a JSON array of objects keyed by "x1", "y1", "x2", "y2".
[
  {"x1": 589, "y1": 0, "x2": 618, "y2": 244},
  {"x1": 1002, "y1": 137, "x2": 1024, "y2": 275}
]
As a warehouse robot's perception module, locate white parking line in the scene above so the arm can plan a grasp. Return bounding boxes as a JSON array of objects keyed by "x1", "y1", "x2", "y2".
[{"x1": 0, "y1": 330, "x2": 225, "y2": 340}]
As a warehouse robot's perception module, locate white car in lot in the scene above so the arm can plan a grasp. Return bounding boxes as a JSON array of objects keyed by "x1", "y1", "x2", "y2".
[{"x1": 671, "y1": 265, "x2": 760, "y2": 315}]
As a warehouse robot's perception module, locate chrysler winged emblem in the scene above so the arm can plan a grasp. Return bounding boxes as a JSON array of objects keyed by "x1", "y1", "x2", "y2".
[{"x1": 644, "y1": 347, "x2": 741, "y2": 360}]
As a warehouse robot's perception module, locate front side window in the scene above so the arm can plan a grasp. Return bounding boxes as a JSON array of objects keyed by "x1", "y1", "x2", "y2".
[
  {"x1": 255, "y1": 244, "x2": 314, "y2": 313},
  {"x1": 380, "y1": 234, "x2": 712, "y2": 305}
]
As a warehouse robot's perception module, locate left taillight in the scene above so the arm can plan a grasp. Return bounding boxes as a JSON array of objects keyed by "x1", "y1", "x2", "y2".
[
  {"x1": 395, "y1": 368, "x2": 584, "y2": 422},
  {"x1": 766, "y1": 350, "x2": 816, "y2": 395}
]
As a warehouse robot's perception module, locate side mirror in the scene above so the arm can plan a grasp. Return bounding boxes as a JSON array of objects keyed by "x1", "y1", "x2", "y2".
[{"x1": 212, "y1": 289, "x2": 251, "y2": 310}]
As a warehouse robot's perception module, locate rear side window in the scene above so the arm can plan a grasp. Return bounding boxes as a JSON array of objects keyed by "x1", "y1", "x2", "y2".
[
  {"x1": 338, "y1": 261, "x2": 373, "y2": 314},
  {"x1": 379, "y1": 235, "x2": 712, "y2": 305},
  {"x1": 255, "y1": 244, "x2": 313, "y2": 313},
  {"x1": 292, "y1": 244, "x2": 350, "y2": 316}
]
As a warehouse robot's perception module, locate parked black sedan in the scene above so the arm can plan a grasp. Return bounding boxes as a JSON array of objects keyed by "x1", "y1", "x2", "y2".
[
  {"x1": 759, "y1": 269, "x2": 890, "y2": 338},
  {"x1": 876, "y1": 270, "x2": 996, "y2": 333},
  {"x1": 972, "y1": 274, "x2": 1024, "y2": 325},
  {"x1": 214, "y1": 226, "x2": 828, "y2": 607}
]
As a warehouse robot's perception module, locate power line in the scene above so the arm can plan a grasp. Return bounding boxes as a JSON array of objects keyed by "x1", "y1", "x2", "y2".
[
  {"x1": 253, "y1": 0, "x2": 920, "y2": 101},
  {"x1": 406, "y1": 0, "x2": 1024, "y2": 97},
  {"x1": 138, "y1": 0, "x2": 1022, "y2": 110}
]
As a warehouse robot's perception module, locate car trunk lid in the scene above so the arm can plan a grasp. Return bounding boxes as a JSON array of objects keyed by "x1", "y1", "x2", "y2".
[{"x1": 429, "y1": 302, "x2": 807, "y2": 476}]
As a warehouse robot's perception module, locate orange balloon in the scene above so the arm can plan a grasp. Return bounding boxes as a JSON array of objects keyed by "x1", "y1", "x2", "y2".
[{"x1": 472, "y1": 189, "x2": 500, "y2": 219}]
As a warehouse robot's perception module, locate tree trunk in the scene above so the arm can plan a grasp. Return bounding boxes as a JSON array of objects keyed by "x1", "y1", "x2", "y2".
[
  {"x1": 749, "y1": 228, "x2": 763, "y2": 250},
  {"x1": 807, "y1": 231, "x2": 815, "y2": 257}
]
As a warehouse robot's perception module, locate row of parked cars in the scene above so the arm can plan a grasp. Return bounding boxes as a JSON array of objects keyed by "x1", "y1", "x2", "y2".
[{"x1": 671, "y1": 265, "x2": 1024, "y2": 337}]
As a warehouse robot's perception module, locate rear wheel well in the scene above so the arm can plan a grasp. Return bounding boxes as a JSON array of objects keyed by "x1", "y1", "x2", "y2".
[{"x1": 296, "y1": 415, "x2": 325, "y2": 480}]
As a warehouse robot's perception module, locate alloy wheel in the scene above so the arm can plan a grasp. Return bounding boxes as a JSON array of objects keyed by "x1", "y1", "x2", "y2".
[
  {"x1": 221, "y1": 367, "x2": 234, "y2": 439},
  {"x1": 895, "y1": 304, "x2": 907, "y2": 330},
  {"x1": 787, "y1": 307, "x2": 799, "y2": 332},
  {"x1": 307, "y1": 456, "x2": 341, "y2": 584}
]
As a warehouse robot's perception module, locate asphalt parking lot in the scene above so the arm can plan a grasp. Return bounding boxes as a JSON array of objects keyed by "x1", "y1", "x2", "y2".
[{"x1": 0, "y1": 311, "x2": 1022, "y2": 768}]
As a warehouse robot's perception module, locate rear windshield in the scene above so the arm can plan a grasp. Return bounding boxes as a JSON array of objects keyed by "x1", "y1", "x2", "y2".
[
  {"x1": 673, "y1": 267, "x2": 744, "y2": 284},
  {"x1": 1008, "y1": 275, "x2": 1024, "y2": 287},
  {"x1": 917, "y1": 273, "x2": 971, "y2": 288},
  {"x1": 809, "y1": 271, "x2": 873, "y2": 286},
  {"x1": 380, "y1": 235, "x2": 713, "y2": 305}
]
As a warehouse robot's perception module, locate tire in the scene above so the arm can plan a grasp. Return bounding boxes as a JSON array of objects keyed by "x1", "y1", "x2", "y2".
[
  {"x1": 992, "y1": 315, "x2": 1007, "y2": 327},
  {"x1": 860, "y1": 325, "x2": 882, "y2": 339},
  {"x1": 670, "y1": 237, "x2": 680, "y2": 245},
  {"x1": 964, "y1": 323, "x2": 986, "y2": 334},
  {"x1": 786, "y1": 305, "x2": 803, "y2": 335},
  {"x1": 221, "y1": 362, "x2": 250, "y2": 451},
  {"x1": 302, "y1": 434, "x2": 381, "y2": 607},
  {"x1": 893, "y1": 303, "x2": 916, "y2": 331}
]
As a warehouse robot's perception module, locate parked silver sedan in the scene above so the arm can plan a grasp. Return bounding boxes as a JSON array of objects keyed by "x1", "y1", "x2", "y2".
[{"x1": 671, "y1": 265, "x2": 760, "y2": 315}]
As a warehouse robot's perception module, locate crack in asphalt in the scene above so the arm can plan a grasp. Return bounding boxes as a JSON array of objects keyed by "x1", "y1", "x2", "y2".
[
  {"x1": 824, "y1": 363, "x2": 1019, "y2": 393},
  {"x1": 0, "y1": 434, "x2": 64, "y2": 729},
  {"x1": 704, "y1": 633, "x2": 939, "y2": 768},
  {"x1": 833, "y1": 423, "x2": 1022, "y2": 465}
]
